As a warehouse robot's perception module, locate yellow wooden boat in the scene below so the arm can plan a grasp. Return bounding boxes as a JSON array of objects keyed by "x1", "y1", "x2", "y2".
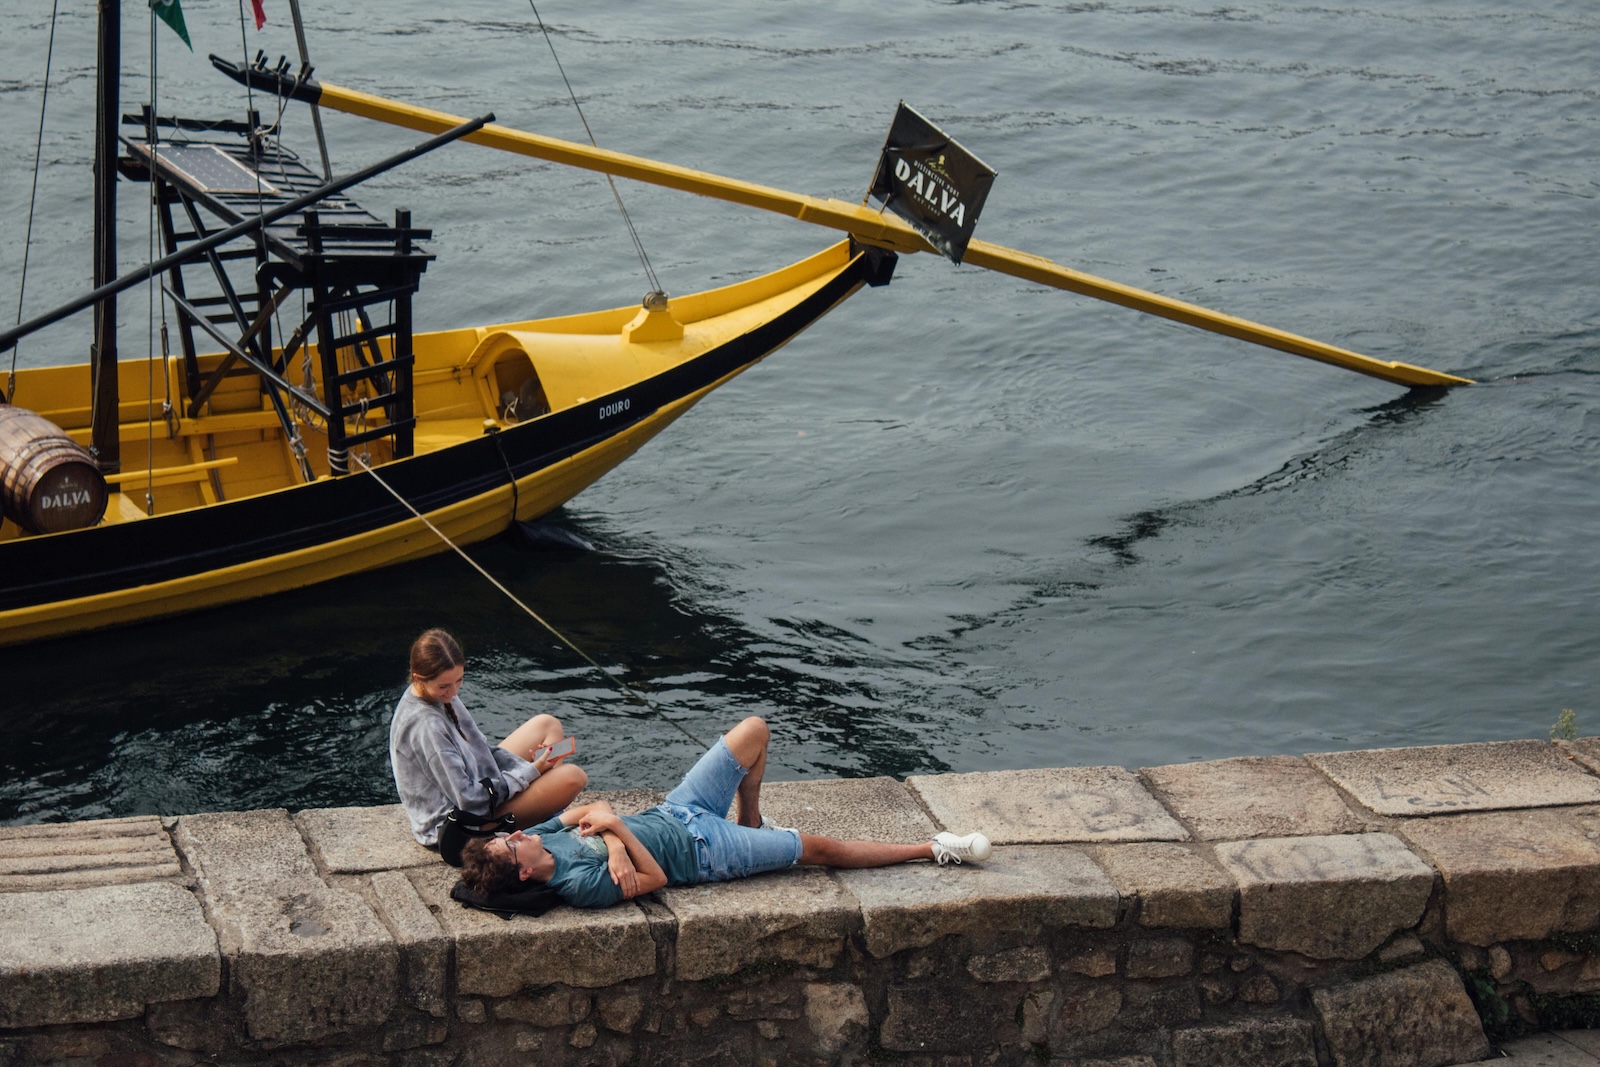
[
  {"x1": 0, "y1": 18, "x2": 1470, "y2": 647},
  {"x1": 0, "y1": 237, "x2": 890, "y2": 645}
]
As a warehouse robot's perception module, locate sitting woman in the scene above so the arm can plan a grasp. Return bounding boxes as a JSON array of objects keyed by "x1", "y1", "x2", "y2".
[
  {"x1": 390, "y1": 628, "x2": 587, "y2": 864},
  {"x1": 459, "y1": 715, "x2": 990, "y2": 908}
]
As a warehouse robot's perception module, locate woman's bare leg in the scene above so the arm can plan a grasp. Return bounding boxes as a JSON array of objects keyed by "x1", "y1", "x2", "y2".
[
  {"x1": 500, "y1": 713, "x2": 566, "y2": 763},
  {"x1": 720, "y1": 716, "x2": 770, "y2": 827},
  {"x1": 799, "y1": 832, "x2": 934, "y2": 868},
  {"x1": 494, "y1": 762, "x2": 588, "y2": 828}
]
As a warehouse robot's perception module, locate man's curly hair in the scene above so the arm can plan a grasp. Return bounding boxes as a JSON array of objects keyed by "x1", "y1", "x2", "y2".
[{"x1": 460, "y1": 838, "x2": 523, "y2": 896}]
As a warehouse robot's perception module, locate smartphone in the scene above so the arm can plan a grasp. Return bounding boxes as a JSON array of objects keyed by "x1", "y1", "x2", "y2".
[{"x1": 537, "y1": 736, "x2": 576, "y2": 763}]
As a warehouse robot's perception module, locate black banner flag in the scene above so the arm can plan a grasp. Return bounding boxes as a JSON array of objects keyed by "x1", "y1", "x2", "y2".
[{"x1": 867, "y1": 102, "x2": 996, "y2": 265}]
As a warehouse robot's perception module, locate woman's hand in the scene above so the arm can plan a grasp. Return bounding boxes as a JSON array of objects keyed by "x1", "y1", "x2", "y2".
[{"x1": 529, "y1": 736, "x2": 575, "y2": 774}]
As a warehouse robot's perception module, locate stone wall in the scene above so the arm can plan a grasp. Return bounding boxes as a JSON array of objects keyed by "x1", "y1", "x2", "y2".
[{"x1": 6, "y1": 737, "x2": 1600, "y2": 1065}]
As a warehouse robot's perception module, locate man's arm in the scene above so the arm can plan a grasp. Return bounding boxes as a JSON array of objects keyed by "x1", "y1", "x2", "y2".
[
  {"x1": 578, "y1": 810, "x2": 668, "y2": 896},
  {"x1": 601, "y1": 834, "x2": 640, "y2": 898}
]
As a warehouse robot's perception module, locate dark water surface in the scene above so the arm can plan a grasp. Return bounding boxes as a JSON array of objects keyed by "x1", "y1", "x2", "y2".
[{"x1": 1, "y1": 1, "x2": 1595, "y2": 823}]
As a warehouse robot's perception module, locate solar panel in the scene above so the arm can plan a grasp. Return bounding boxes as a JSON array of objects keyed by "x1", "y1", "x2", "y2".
[{"x1": 132, "y1": 143, "x2": 279, "y2": 195}]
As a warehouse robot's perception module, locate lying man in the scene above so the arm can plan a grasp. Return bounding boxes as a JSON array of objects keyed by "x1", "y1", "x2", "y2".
[{"x1": 459, "y1": 716, "x2": 991, "y2": 909}]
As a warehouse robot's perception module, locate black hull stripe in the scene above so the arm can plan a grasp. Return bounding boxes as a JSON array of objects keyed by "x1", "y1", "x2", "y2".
[{"x1": 0, "y1": 256, "x2": 867, "y2": 612}]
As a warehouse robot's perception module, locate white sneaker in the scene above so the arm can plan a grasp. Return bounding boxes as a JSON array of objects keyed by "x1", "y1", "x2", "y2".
[{"x1": 931, "y1": 831, "x2": 992, "y2": 865}]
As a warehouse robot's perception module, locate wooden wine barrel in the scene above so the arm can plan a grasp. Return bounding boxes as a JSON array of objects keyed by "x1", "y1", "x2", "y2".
[{"x1": 0, "y1": 405, "x2": 108, "y2": 534}]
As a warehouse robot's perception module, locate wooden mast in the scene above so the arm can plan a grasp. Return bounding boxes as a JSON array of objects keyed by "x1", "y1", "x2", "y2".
[{"x1": 91, "y1": 0, "x2": 121, "y2": 473}]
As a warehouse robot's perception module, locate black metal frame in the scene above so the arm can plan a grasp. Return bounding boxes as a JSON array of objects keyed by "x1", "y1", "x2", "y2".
[{"x1": 120, "y1": 107, "x2": 434, "y2": 475}]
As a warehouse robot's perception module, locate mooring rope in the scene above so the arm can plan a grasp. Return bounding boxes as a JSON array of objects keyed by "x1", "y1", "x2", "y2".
[{"x1": 353, "y1": 454, "x2": 710, "y2": 750}]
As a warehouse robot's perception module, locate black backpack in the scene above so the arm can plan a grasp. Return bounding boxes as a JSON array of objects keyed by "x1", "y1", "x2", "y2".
[{"x1": 450, "y1": 877, "x2": 562, "y2": 919}]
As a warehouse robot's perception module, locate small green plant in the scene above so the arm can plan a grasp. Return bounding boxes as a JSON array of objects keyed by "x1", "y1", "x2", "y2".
[{"x1": 1550, "y1": 708, "x2": 1579, "y2": 742}]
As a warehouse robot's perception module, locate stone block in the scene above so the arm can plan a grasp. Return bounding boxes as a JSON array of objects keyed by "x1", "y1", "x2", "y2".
[
  {"x1": 295, "y1": 805, "x2": 437, "y2": 874},
  {"x1": 659, "y1": 866, "x2": 860, "y2": 980},
  {"x1": 1120, "y1": 983, "x2": 1201, "y2": 1029},
  {"x1": 1063, "y1": 945, "x2": 1118, "y2": 977},
  {"x1": 382, "y1": 1010, "x2": 449, "y2": 1052},
  {"x1": 908, "y1": 766, "x2": 1188, "y2": 844},
  {"x1": 1380, "y1": 932, "x2": 1426, "y2": 964},
  {"x1": 724, "y1": 983, "x2": 801, "y2": 1021},
  {"x1": 836, "y1": 845, "x2": 1118, "y2": 957},
  {"x1": 879, "y1": 983, "x2": 1020, "y2": 1052},
  {"x1": 1126, "y1": 936, "x2": 1193, "y2": 979},
  {"x1": 1171, "y1": 1019, "x2": 1318, "y2": 1067},
  {"x1": 967, "y1": 945, "x2": 1051, "y2": 983},
  {"x1": 1093, "y1": 842, "x2": 1234, "y2": 928},
  {"x1": 1307, "y1": 739, "x2": 1600, "y2": 816},
  {"x1": 396, "y1": 1050, "x2": 458, "y2": 1067},
  {"x1": 0, "y1": 881, "x2": 219, "y2": 1027},
  {"x1": 1311, "y1": 959, "x2": 1490, "y2": 1067},
  {"x1": 494, "y1": 989, "x2": 591, "y2": 1026},
  {"x1": 144, "y1": 997, "x2": 232, "y2": 1054},
  {"x1": 0, "y1": 814, "x2": 186, "y2": 892},
  {"x1": 1141, "y1": 755, "x2": 1369, "y2": 840},
  {"x1": 1562, "y1": 1030, "x2": 1600, "y2": 1056},
  {"x1": 408, "y1": 863, "x2": 656, "y2": 994},
  {"x1": 369, "y1": 869, "x2": 448, "y2": 1017},
  {"x1": 597, "y1": 989, "x2": 643, "y2": 1034},
  {"x1": 1561, "y1": 737, "x2": 1600, "y2": 775},
  {"x1": 1394, "y1": 807, "x2": 1600, "y2": 945},
  {"x1": 757, "y1": 777, "x2": 936, "y2": 841},
  {"x1": 1056, "y1": 984, "x2": 1123, "y2": 1036},
  {"x1": 1239, "y1": 975, "x2": 1279, "y2": 1003},
  {"x1": 1213, "y1": 833, "x2": 1434, "y2": 959},
  {"x1": 172, "y1": 808, "x2": 399, "y2": 1045}
]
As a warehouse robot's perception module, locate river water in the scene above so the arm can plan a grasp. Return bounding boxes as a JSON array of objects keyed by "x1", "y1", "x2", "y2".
[{"x1": 1, "y1": 1, "x2": 1595, "y2": 823}]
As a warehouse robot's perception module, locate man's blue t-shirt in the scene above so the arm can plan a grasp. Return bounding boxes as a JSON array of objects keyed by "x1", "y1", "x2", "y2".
[{"x1": 531, "y1": 807, "x2": 699, "y2": 909}]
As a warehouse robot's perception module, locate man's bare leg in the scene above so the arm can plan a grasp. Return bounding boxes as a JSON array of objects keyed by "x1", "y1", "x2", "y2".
[
  {"x1": 799, "y1": 832, "x2": 934, "y2": 868},
  {"x1": 721, "y1": 716, "x2": 770, "y2": 828}
]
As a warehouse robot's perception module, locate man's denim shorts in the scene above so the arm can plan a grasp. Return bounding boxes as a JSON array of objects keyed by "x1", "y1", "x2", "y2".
[{"x1": 659, "y1": 737, "x2": 802, "y2": 883}]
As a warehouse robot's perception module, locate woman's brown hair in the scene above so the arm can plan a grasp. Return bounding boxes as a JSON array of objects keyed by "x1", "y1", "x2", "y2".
[{"x1": 409, "y1": 628, "x2": 464, "y2": 682}]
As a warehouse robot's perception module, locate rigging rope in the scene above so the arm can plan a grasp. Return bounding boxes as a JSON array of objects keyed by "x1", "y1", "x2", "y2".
[
  {"x1": 525, "y1": 1, "x2": 664, "y2": 298},
  {"x1": 353, "y1": 454, "x2": 710, "y2": 751},
  {"x1": 9, "y1": 0, "x2": 62, "y2": 403}
]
